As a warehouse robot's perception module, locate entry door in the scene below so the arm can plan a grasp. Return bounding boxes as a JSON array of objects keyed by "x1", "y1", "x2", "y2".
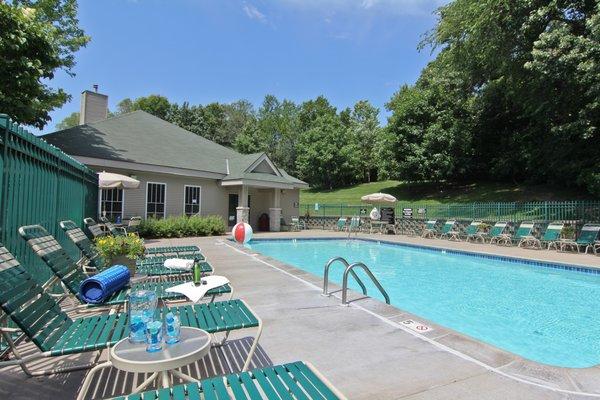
[{"x1": 228, "y1": 194, "x2": 238, "y2": 226}]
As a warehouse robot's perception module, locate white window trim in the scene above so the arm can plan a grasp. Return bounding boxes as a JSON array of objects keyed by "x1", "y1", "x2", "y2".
[
  {"x1": 98, "y1": 188, "x2": 125, "y2": 220},
  {"x1": 145, "y1": 181, "x2": 167, "y2": 219},
  {"x1": 183, "y1": 185, "x2": 202, "y2": 216}
]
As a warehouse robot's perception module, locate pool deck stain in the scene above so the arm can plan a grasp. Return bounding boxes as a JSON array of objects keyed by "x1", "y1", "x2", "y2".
[{"x1": 2, "y1": 230, "x2": 600, "y2": 399}]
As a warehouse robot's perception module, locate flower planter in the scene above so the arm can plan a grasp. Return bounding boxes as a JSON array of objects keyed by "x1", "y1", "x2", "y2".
[{"x1": 110, "y1": 255, "x2": 137, "y2": 277}]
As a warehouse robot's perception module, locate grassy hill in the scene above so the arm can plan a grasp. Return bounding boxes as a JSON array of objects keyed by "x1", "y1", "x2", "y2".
[{"x1": 300, "y1": 180, "x2": 593, "y2": 205}]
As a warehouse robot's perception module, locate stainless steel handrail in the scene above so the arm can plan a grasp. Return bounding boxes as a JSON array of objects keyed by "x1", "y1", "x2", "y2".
[
  {"x1": 323, "y1": 257, "x2": 367, "y2": 296},
  {"x1": 342, "y1": 262, "x2": 390, "y2": 305}
]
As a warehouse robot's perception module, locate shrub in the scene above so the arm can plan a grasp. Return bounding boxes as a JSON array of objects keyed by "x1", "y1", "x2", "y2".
[{"x1": 139, "y1": 215, "x2": 226, "y2": 238}]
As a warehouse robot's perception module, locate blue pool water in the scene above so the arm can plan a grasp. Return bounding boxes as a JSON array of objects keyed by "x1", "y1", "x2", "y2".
[{"x1": 246, "y1": 238, "x2": 600, "y2": 368}]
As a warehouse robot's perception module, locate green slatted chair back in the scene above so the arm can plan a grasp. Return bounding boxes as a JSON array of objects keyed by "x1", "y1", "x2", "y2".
[
  {"x1": 425, "y1": 220, "x2": 437, "y2": 230},
  {"x1": 59, "y1": 220, "x2": 102, "y2": 269},
  {"x1": 18, "y1": 225, "x2": 87, "y2": 296},
  {"x1": 489, "y1": 222, "x2": 508, "y2": 237},
  {"x1": 0, "y1": 244, "x2": 73, "y2": 352},
  {"x1": 541, "y1": 223, "x2": 564, "y2": 241},
  {"x1": 337, "y1": 218, "x2": 346, "y2": 230},
  {"x1": 441, "y1": 221, "x2": 456, "y2": 234},
  {"x1": 577, "y1": 224, "x2": 600, "y2": 245},
  {"x1": 514, "y1": 222, "x2": 534, "y2": 239},
  {"x1": 84, "y1": 217, "x2": 108, "y2": 239},
  {"x1": 100, "y1": 216, "x2": 125, "y2": 237},
  {"x1": 349, "y1": 217, "x2": 360, "y2": 229},
  {"x1": 465, "y1": 221, "x2": 481, "y2": 235}
]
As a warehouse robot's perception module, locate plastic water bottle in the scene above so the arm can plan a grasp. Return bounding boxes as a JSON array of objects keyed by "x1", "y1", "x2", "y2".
[
  {"x1": 193, "y1": 257, "x2": 202, "y2": 286},
  {"x1": 164, "y1": 312, "x2": 181, "y2": 344}
]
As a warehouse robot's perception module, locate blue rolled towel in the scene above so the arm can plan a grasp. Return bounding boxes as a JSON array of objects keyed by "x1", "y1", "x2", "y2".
[{"x1": 79, "y1": 265, "x2": 131, "y2": 304}]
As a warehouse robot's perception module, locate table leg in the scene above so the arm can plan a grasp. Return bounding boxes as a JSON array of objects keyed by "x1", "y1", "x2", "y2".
[
  {"x1": 160, "y1": 370, "x2": 171, "y2": 388},
  {"x1": 171, "y1": 368, "x2": 197, "y2": 383},
  {"x1": 132, "y1": 372, "x2": 158, "y2": 393}
]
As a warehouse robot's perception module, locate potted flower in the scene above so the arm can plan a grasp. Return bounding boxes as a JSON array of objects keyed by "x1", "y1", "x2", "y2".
[{"x1": 94, "y1": 234, "x2": 145, "y2": 276}]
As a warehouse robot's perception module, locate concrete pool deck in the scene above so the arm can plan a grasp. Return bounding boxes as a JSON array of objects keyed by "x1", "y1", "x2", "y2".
[{"x1": 2, "y1": 230, "x2": 600, "y2": 399}]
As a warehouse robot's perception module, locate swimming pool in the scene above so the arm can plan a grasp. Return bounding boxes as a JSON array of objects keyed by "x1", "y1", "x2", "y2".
[{"x1": 246, "y1": 238, "x2": 600, "y2": 368}]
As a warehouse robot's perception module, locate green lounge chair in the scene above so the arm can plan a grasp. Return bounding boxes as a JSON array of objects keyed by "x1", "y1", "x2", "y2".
[
  {"x1": 100, "y1": 216, "x2": 128, "y2": 236},
  {"x1": 84, "y1": 217, "x2": 109, "y2": 239},
  {"x1": 535, "y1": 222, "x2": 565, "y2": 250},
  {"x1": 291, "y1": 216, "x2": 306, "y2": 231},
  {"x1": 0, "y1": 244, "x2": 261, "y2": 376},
  {"x1": 60, "y1": 221, "x2": 212, "y2": 277},
  {"x1": 499, "y1": 221, "x2": 534, "y2": 246},
  {"x1": 421, "y1": 220, "x2": 439, "y2": 238},
  {"x1": 336, "y1": 217, "x2": 347, "y2": 232},
  {"x1": 108, "y1": 361, "x2": 346, "y2": 400},
  {"x1": 438, "y1": 220, "x2": 457, "y2": 239},
  {"x1": 19, "y1": 225, "x2": 228, "y2": 308},
  {"x1": 464, "y1": 221, "x2": 483, "y2": 242},
  {"x1": 559, "y1": 224, "x2": 600, "y2": 254},
  {"x1": 479, "y1": 221, "x2": 509, "y2": 244},
  {"x1": 347, "y1": 216, "x2": 361, "y2": 235}
]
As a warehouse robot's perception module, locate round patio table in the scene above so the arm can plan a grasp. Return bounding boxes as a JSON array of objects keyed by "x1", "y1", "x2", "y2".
[{"x1": 77, "y1": 327, "x2": 211, "y2": 400}]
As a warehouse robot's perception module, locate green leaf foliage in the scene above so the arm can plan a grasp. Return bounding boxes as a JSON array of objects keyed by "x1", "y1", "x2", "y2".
[{"x1": 0, "y1": 1, "x2": 89, "y2": 128}]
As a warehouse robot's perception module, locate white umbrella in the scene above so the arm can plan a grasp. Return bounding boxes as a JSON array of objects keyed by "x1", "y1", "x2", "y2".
[
  {"x1": 98, "y1": 171, "x2": 140, "y2": 189},
  {"x1": 360, "y1": 192, "x2": 397, "y2": 204}
]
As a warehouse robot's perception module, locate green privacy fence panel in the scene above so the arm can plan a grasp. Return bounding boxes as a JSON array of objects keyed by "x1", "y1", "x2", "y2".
[
  {"x1": 300, "y1": 201, "x2": 600, "y2": 222},
  {"x1": 0, "y1": 114, "x2": 98, "y2": 284}
]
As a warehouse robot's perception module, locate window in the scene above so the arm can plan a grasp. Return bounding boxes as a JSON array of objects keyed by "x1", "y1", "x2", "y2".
[
  {"x1": 99, "y1": 188, "x2": 123, "y2": 220},
  {"x1": 184, "y1": 185, "x2": 201, "y2": 216},
  {"x1": 146, "y1": 182, "x2": 166, "y2": 219}
]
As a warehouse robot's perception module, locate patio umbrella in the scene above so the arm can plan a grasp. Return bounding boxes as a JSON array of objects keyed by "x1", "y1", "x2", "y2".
[
  {"x1": 98, "y1": 171, "x2": 140, "y2": 189},
  {"x1": 360, "y1": 192, "x2": 397, "y2": 204}
]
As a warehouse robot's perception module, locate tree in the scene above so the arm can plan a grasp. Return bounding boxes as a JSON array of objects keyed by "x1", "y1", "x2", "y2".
[
  {"x1": 348, "y1": 100, "x2": 380, "y2": 182},
  {"x1": 0, "y1": 1, "x2": 89, "y2": 128},
  {"x1": 115, "y1": 98, "x2": 134, "y2": 115},
  {"x1": 56, "y1": 111, "x2": 79, "y2": 130},
  {"x1": 129, "y1": 95, "x2": 172, "y2": 120},
  {"x1": 296, "y1": 114, "x2": 360, "y2": 189}
]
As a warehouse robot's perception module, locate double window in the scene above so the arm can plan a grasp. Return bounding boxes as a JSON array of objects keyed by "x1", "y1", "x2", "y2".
[
  {"x1": 184, "y1": 185, "x2": 201, "y2": 216},
  {"x1": 146, "y1": 182, "x2": 166, "y2": 219},
  {"x1": 99, "y1": 188, "x2": 123, "y2": 220}
]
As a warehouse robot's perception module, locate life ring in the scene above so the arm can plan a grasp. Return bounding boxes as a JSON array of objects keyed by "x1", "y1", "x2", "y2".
[{"x1": 369, "y1": 207, "x2": 381, "y2": 220}]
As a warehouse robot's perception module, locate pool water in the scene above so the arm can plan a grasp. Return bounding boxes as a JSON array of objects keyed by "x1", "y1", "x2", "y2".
[{"x1": 246, "y1": 238, "x2": 600, "y2": 368}]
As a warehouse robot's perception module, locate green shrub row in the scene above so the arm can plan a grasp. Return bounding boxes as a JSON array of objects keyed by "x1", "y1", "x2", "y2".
[{"x1": 139, "y1": 215, "x2": 226, "y2": 238}]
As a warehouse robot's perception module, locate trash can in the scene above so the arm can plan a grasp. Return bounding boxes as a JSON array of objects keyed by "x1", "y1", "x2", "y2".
[{"x1": 258, "y1": 213, "x2": 270, "y2": 231}]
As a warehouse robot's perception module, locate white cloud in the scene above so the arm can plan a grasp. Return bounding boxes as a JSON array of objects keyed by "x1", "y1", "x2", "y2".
[{"x1": 243, "y1": 3, "x2": 267, "y2": 23}]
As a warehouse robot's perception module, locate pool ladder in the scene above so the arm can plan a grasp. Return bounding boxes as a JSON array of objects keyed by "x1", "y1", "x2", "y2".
[{"x1": 322, "y1": 257, "x2": 390, "y2": 306}]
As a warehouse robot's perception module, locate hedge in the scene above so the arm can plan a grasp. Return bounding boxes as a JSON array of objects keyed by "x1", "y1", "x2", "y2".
[{"x1": 139, "y1": 215, "x2": 226, "y2": 238}]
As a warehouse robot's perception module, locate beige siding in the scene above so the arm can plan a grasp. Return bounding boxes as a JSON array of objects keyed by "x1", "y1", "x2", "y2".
[
  {"x1": 90, "y1": 166, "x2": 231, "y2": 221},
  {"x1": 89, "y1": 164, "x2": 300, "y2": 231}
]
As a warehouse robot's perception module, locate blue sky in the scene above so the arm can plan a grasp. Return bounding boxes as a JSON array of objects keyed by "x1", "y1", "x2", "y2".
[{"x1": 39, "y1": 0, "x2": 446, "y2": 133}]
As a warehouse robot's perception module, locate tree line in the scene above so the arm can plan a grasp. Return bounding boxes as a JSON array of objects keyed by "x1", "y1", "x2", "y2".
[
  {"x1": 57, "y1": 94, "x2": 383, "y2": 189},
  {"x1": 4, "y1": 0, "x2": 600, "y2": 194}
]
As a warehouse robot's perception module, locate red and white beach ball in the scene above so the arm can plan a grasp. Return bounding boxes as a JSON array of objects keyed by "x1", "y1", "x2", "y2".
[{"x1": 232, "y1": 222, "x2": 253, "y2": 244}]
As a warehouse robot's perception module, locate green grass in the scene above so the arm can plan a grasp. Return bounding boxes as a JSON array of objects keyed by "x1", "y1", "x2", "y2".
[{"x1": 300, "y1": 180, "x2": 593, "y2": 205}]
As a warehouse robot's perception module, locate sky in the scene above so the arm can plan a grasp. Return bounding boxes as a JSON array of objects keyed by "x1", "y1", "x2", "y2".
[{"x1": 38, "y1": 0, "x2": 447, "y2": 134}]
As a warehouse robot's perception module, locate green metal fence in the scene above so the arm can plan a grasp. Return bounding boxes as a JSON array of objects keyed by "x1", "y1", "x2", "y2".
[
  {"x1": 300, "y1": 201, "x2": 600, "y2": 222},
  {"x1": 0, "y1": 114, "x2": 98, "y2": 283}
]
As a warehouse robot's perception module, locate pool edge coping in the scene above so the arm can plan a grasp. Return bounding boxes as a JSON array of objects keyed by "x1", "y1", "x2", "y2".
[{"x1": 223, "y1": 237, "x2": 600, "y2": 398}]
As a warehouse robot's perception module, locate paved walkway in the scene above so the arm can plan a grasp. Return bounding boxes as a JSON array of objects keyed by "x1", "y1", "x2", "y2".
[{"x1": 2, "y1": 231, "x2": 600, "y2": 399}]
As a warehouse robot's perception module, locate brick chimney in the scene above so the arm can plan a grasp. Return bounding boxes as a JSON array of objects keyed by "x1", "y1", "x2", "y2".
[{"x1": 79, "y1": 85, "x2": 108, "y2": 124}]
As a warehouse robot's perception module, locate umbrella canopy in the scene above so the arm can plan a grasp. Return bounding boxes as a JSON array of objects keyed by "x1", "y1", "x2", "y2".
[
  {"x1": 98, "y1": 172, "x2": 140, "y2": 189},
  {"x1": 360, "y1": 192, "x2": 397, "y2": 204}
]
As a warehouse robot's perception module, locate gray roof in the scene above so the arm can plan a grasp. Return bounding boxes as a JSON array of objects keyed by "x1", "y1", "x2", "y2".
[{"x1": 43, "y1": 111, "x2": 307, "y2": 187}]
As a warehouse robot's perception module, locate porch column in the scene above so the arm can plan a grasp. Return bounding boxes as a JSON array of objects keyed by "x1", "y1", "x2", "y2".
[
  {"x1": 236, "y1": 185, "x2": 249, "y2": 223},
  {"x1": 269, "y1": 188, "x2": 282, "y2": 232}
]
